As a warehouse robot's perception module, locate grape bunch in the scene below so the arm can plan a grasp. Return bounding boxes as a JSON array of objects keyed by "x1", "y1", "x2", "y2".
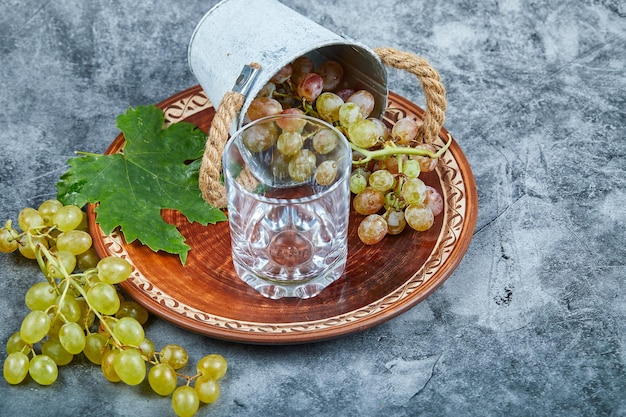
[
  {"x1": 247, "y1": 55, "x2": 451, "y2": 245},
  {"x1": 1, "y1": 200, "x2": 227, "y2": 417}
]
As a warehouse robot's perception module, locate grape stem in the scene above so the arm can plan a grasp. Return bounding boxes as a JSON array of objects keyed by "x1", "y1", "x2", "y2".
[{"x1": 350, "y1": 133, "x2": 453, "y2": 164}]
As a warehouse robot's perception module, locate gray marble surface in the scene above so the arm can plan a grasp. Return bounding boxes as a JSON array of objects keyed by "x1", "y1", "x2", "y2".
[{"x1": 1, "y1": 1, "x2": 625, "y2": 416}]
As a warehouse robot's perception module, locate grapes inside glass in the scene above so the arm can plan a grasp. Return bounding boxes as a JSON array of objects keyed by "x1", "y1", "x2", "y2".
[{"x1": 222, "y1": 113, "x2": 352, "y2": 299}]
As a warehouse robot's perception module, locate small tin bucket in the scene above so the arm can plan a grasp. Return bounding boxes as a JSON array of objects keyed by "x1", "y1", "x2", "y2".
[{"x1": 188, "y1": 0, "x2": 388, "y2": 131}]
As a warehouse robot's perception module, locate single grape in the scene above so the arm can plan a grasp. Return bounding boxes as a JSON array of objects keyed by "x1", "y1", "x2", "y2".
[
  {"x1": 160, "y1": 344, "x2": 189, "y2": 370},
  {"x1": 384, "y1": 210, "x2": 407, "y2": 235},
  {"x1": 368, "y1": 117, "x2": 389, "y2": 141},
  {"x1": 52, "y1": 205, "x2": 84, "y2": 232},
  {"x1": 84, "y1": 333, "x2": 108, "y2": 365},
  {"x1": 20, "y1": 310, "x2": 51, "y2": 344},
  {"x1": 0, "y1": 227, "x2": 19, "y2": 253},
  {"x1": 277, "y1": 131, "x2": 303, "y2": 156},
  {"x1": 246, "y1": 97, "x2": 282, "y2": 121},
  {"x1": 56, "y1": 295, "x2": 82, "y2": 323},
  {"x1": 347, "y1": 90, "x2": 375, "y2": 119},
  {"x1": 357, "y1": 214, "x2": 388, "y2": 245},
  {"x1": 425, "y1": 186, "x2": 444, "y2": 216},
  {"x1": 368, "y1": 169, "x2": 395, "y2": 193},
  {"x1": 101, "y1": 349, "x2": 121, "y2": 382},
  {"x1": 56, "y1": 230, "x2": 93, "y2": 255},
  {"x1": 297, "y1": 72, "x2": 324, "y2": 102},
  {"x1": 242, "y1": 122, "x2": 279, "y2": 153},
  {"x1": 379, "y1": 154, "x2": 405, "y2": 175},
  {"x1": 47, "y1": 250, "x2": 77, "y2": 278},
  {"x1": 148, "y1": 362, "x2": 178, "y2": 396},
  {"x1": 347, "y1": 119, "x2": 379, "y2": 148},
  {"x1": 18, "y1": 234, "x2": 49, "y2": 260},
  {"x1": 402, "y1": 159, "x2": 421, "y2": 179},
  {"x1": 288, "y1": 149, "x2": 316, "y2": 182},
  {"x1": 47, "y1": 315, "x2": 64, "y2": 338},
  {"x1": 411, "y1": 144, "x2": 439, "y2": 172},
  {"x1": 276, "y1": 108, "x2": 306, "y2": 131},
  {"x1": 42, "y1": 337, "x2": 74, "y2": 366},
  {"x1": 291, "y1": 55, "x2": 314, "y2": 84},
  {"x1": 401, "y1": 178, "x2": 427, "y2": 205},
  {"x1": 6, "y1": 331, "x2": 28, "y2": 355},
  {"x1": 116, "y1": 300, "x2": 149, "y2": 325},
  {"x1": 405, "y1": 204, "x2": 435, "y2": 231},
  {"x1": 97, "y1": 256, "x2": 132, "y2": 284},
  {"x1": 76, "y1": 247, "x2": 99, "y2": 271},
  {"x1": 29, "y1": 354, "x2": 58, "y2": 385},
  {"x1": 349, "y1": 170, "x2": 368, "y2": 195},
  {"x1": 172, "y1": 385, "x2": 200, "y2": 417},
  {"x1": 114, "y1": 316, "x2": 145, "y2": 346},
  {"x1": 38, "y1": 199, "x2": 63, "y2": 227},
  {"x1": 137, "y1": 338, "x2": 155, "y2": 358},
  {"x1": 353, "y1": 188, "x2": 385, "y2": 215},
  {"x1": 59, "y1": 322, "x2": 86, "y2": 355},
  {"x1": 315, "y1": 92, "x2": 344, "y2": 123},
  {"x1": 338, "y1": 102, "x2": 363, "y2": 127},
  {"x1": 312, "y1": 128, "x2": 338, "y2": 154},
  {"x1": 87, "y1": 282, "x2": 121, "y2": 315},
  {"x1": 270, "y1": 63, "x2": 292, "y2": 84},
  {"x1": 4, "y1": 352, "x2": 30, "y2": 385},
  {"x1": 25, "y1": 281, "x2": 57, "y2": 311},
  {"x1": 197, "y1": 354, "x2": 228, "y2": 380},
  {"x1": 114, "y1": 348, "x2": 146, "y2": 386},
  {"x1": 315, "y1": 160, "x2": 338, "y2": 186},
  {"x1": 195, "y1": 376, "x2": 220, "y2": 404},
  {"x1": 98, "y1": 316, "x2": 117, "y2": 336},
  {"x1": 18, "y1": 207, "x2": 44, "y2": 232},
  {"x1": 391, "y1": 117, "x2": 419, "y2": 144},
  {"x1": 317, "y1": 60, "x2": 344, "y2": 91}
]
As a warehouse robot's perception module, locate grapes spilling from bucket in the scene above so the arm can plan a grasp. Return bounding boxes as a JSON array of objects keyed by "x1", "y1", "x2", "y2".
[
  {"x1": 1, "y1": 200, "x2": 227, "y2": 417},
  {"x1": 247, "y1": 55, "x2": 451, "y2": 245}
]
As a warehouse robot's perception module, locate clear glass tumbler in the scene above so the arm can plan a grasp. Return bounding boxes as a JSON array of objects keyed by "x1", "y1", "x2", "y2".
[{"x1": 222, "y1": 114, "x2": 352, "y2": 299}]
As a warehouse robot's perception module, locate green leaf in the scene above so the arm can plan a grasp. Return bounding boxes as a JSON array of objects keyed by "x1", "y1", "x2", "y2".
[{"x1": 56, "y1": 105, "x2": 227, "y2": 264}]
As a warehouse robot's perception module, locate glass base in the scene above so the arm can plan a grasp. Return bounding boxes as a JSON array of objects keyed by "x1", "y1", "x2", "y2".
[{"x1": 232, "y1": 257, "x2": 347, "y2": 299}]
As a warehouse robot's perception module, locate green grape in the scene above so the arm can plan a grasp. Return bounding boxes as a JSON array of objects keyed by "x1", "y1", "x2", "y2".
[
  {"x1": 6, "y1": 331, "x2": 28, "y2": 354},
  {"x1": 56, "y1": 230, "x2": 93, "y2": 255},
  {"x1": 116, "y1": 300, "x2": 149, "y2": 325},
  {"x1": 368, "y1": 117, "x2": 389, "y2": 141},
  {"x1": 101, "y1": 349, "x2": 121, "y2": 382},
  {"x1": 47, "y1": 250, "x2": 77, "y2": 278},
  {"x1": 76, "y1": 247, "x2": 99, "y2": 271},
  {"x1": 29, "y1": 354, "x2": 58, "y2": 385},
  {"x1": 0, "y1": 227, "x2": 19, "y2": 253},
  {"x1": 87, "y1": 282, "x2": 120, "y2": 315},
  {"x1": 315, "y1": 92, "x2": 344, "y2": 123},
  {"x1": 38, "y1": 199, "x2": 63, "y2": 227},
  {"x1": 20, "y1": 310, "x2": 51, "y2": 344},
  {"x1": 172, "y1": 385, "x2": 200, "y2": 417},
  {"x1": 18, "y1": 207, "x2": 44, "y2": 232},
  {"x1": 288, "y1": 149, "x2": 316, "y2": 182},
  {"x1": 52, "y1": 205, "x2": 83, "y2": 232},
  {"x1": 402, "y1": 159, "x2": 421, "y2": 178},
  {"x1": 148, "y1": 362, "x2": 178, "y2": 396},
  {"x1": 197, "y1": 354, "x2": 228, "y2": 380},
  {"x1": 59, "y1": 322, "x2": 86, "y2": 355},
  {"x1": 384, "y1": 210, "x2": 407, "y2": 235},
  {"x1": 312, "y1": 128, "x2": 338, "y2": 154},
  {"x1": 113, "y1": 317, "x2": 145, "y2": 346},
  {"x1": 47, "y1": 314, "x2": 64, "y2": 338},
  {"x1": 137, "y1": 338, "x2": 155, "y2": 358},
  {"x1": 368, "y1": 169, "x2": 395, "y2": 193},
  {"x1": 276, "y1": 131, "x2": 303, "y2": 156},
  {"x1": 338, "y1": 102, "x2": 363, "y2": 127},
  {"x1": 84, "y1": 333, "x2": 108, "y2": 365},
  {"x1": 18, "y1": 234, "x2": 49, "y2": 260},
  {"x1": 242, "y1": 122, "x2": 279, "y2": 153},
  {"x1": 98, "y1": 316, "x2": 117, "y2": 336},
  {"x1": 195, "y1": 376, "x2": 220, "y2": 404},
  {"x1": 57, "y1": 295, "x2": 82, "y2": 323},
  {"x1": 391, "y1": 117, "x2": 419, "y2": 144},
  {"x1": 357, "y1": 214, "x2": 388, "y2": 245},
  {"x1": 349, "y1": 170, "x2": 368, "y2": 195},
  {"x1": 77, "y1": 298, "x2": 95, "y2": 328},
  {"x1": 353, "y1": 187, "x2": 385, "y2": 216},
  {"x1": 347, "y1": 119, "x2": 379, "y2": 148},
  {"x1": 42, "y1": 337, "x2": 74, "y2": 366},
  {"x1": 314, "y1": 160, "x2": 338, "y2": 186},
  {"x1": 113, "y1": 348, "x2": 146, "y2": 386},
  {"x1": 401, "y1": 178, "x2": 427, "y2": 205},
  {"x1": 405, "y1": 204, "x2": 435, "y2": 232},
  {"x1": 97, "y1": 256, "x2": 132, "y2": 285},
  {"x1": 160, "y1": 344, "x2": 188, "y2": 370},
  {"x1": 25, "y1": 281, "x2": 58, "y2": 311},
  {"x1": 3, "y1": 352, "x2": 30, "y2": 385}
]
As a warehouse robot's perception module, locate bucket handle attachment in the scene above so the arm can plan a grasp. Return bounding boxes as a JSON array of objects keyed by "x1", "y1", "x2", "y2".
[{"x1": 198, "y1": 47, "x2": 447, "y2": 208}]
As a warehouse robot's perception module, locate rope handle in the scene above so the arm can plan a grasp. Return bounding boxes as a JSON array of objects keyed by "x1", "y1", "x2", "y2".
[{"x1": 199, "y1": 47, "x2": 447, "y2": 208}]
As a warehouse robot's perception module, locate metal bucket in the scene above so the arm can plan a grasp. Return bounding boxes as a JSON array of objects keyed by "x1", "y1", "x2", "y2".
[{"x1": 188, "y1": 0, "x2": 388, "y2": 131}]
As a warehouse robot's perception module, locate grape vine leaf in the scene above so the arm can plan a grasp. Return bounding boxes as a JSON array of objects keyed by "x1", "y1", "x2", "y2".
[{"x1": 56, "y1": 104, "x2": 227, "y2": 265}]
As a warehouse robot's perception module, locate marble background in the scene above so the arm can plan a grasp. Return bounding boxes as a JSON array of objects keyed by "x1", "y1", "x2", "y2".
[{"x1": 1, "y1": 0, "x2": 624, "y2": 416}]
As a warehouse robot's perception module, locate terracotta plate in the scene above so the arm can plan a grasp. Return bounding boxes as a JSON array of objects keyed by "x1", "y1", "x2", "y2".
[{"x1": 87, "y1": 85, "x2": 478, "y2": 344}]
